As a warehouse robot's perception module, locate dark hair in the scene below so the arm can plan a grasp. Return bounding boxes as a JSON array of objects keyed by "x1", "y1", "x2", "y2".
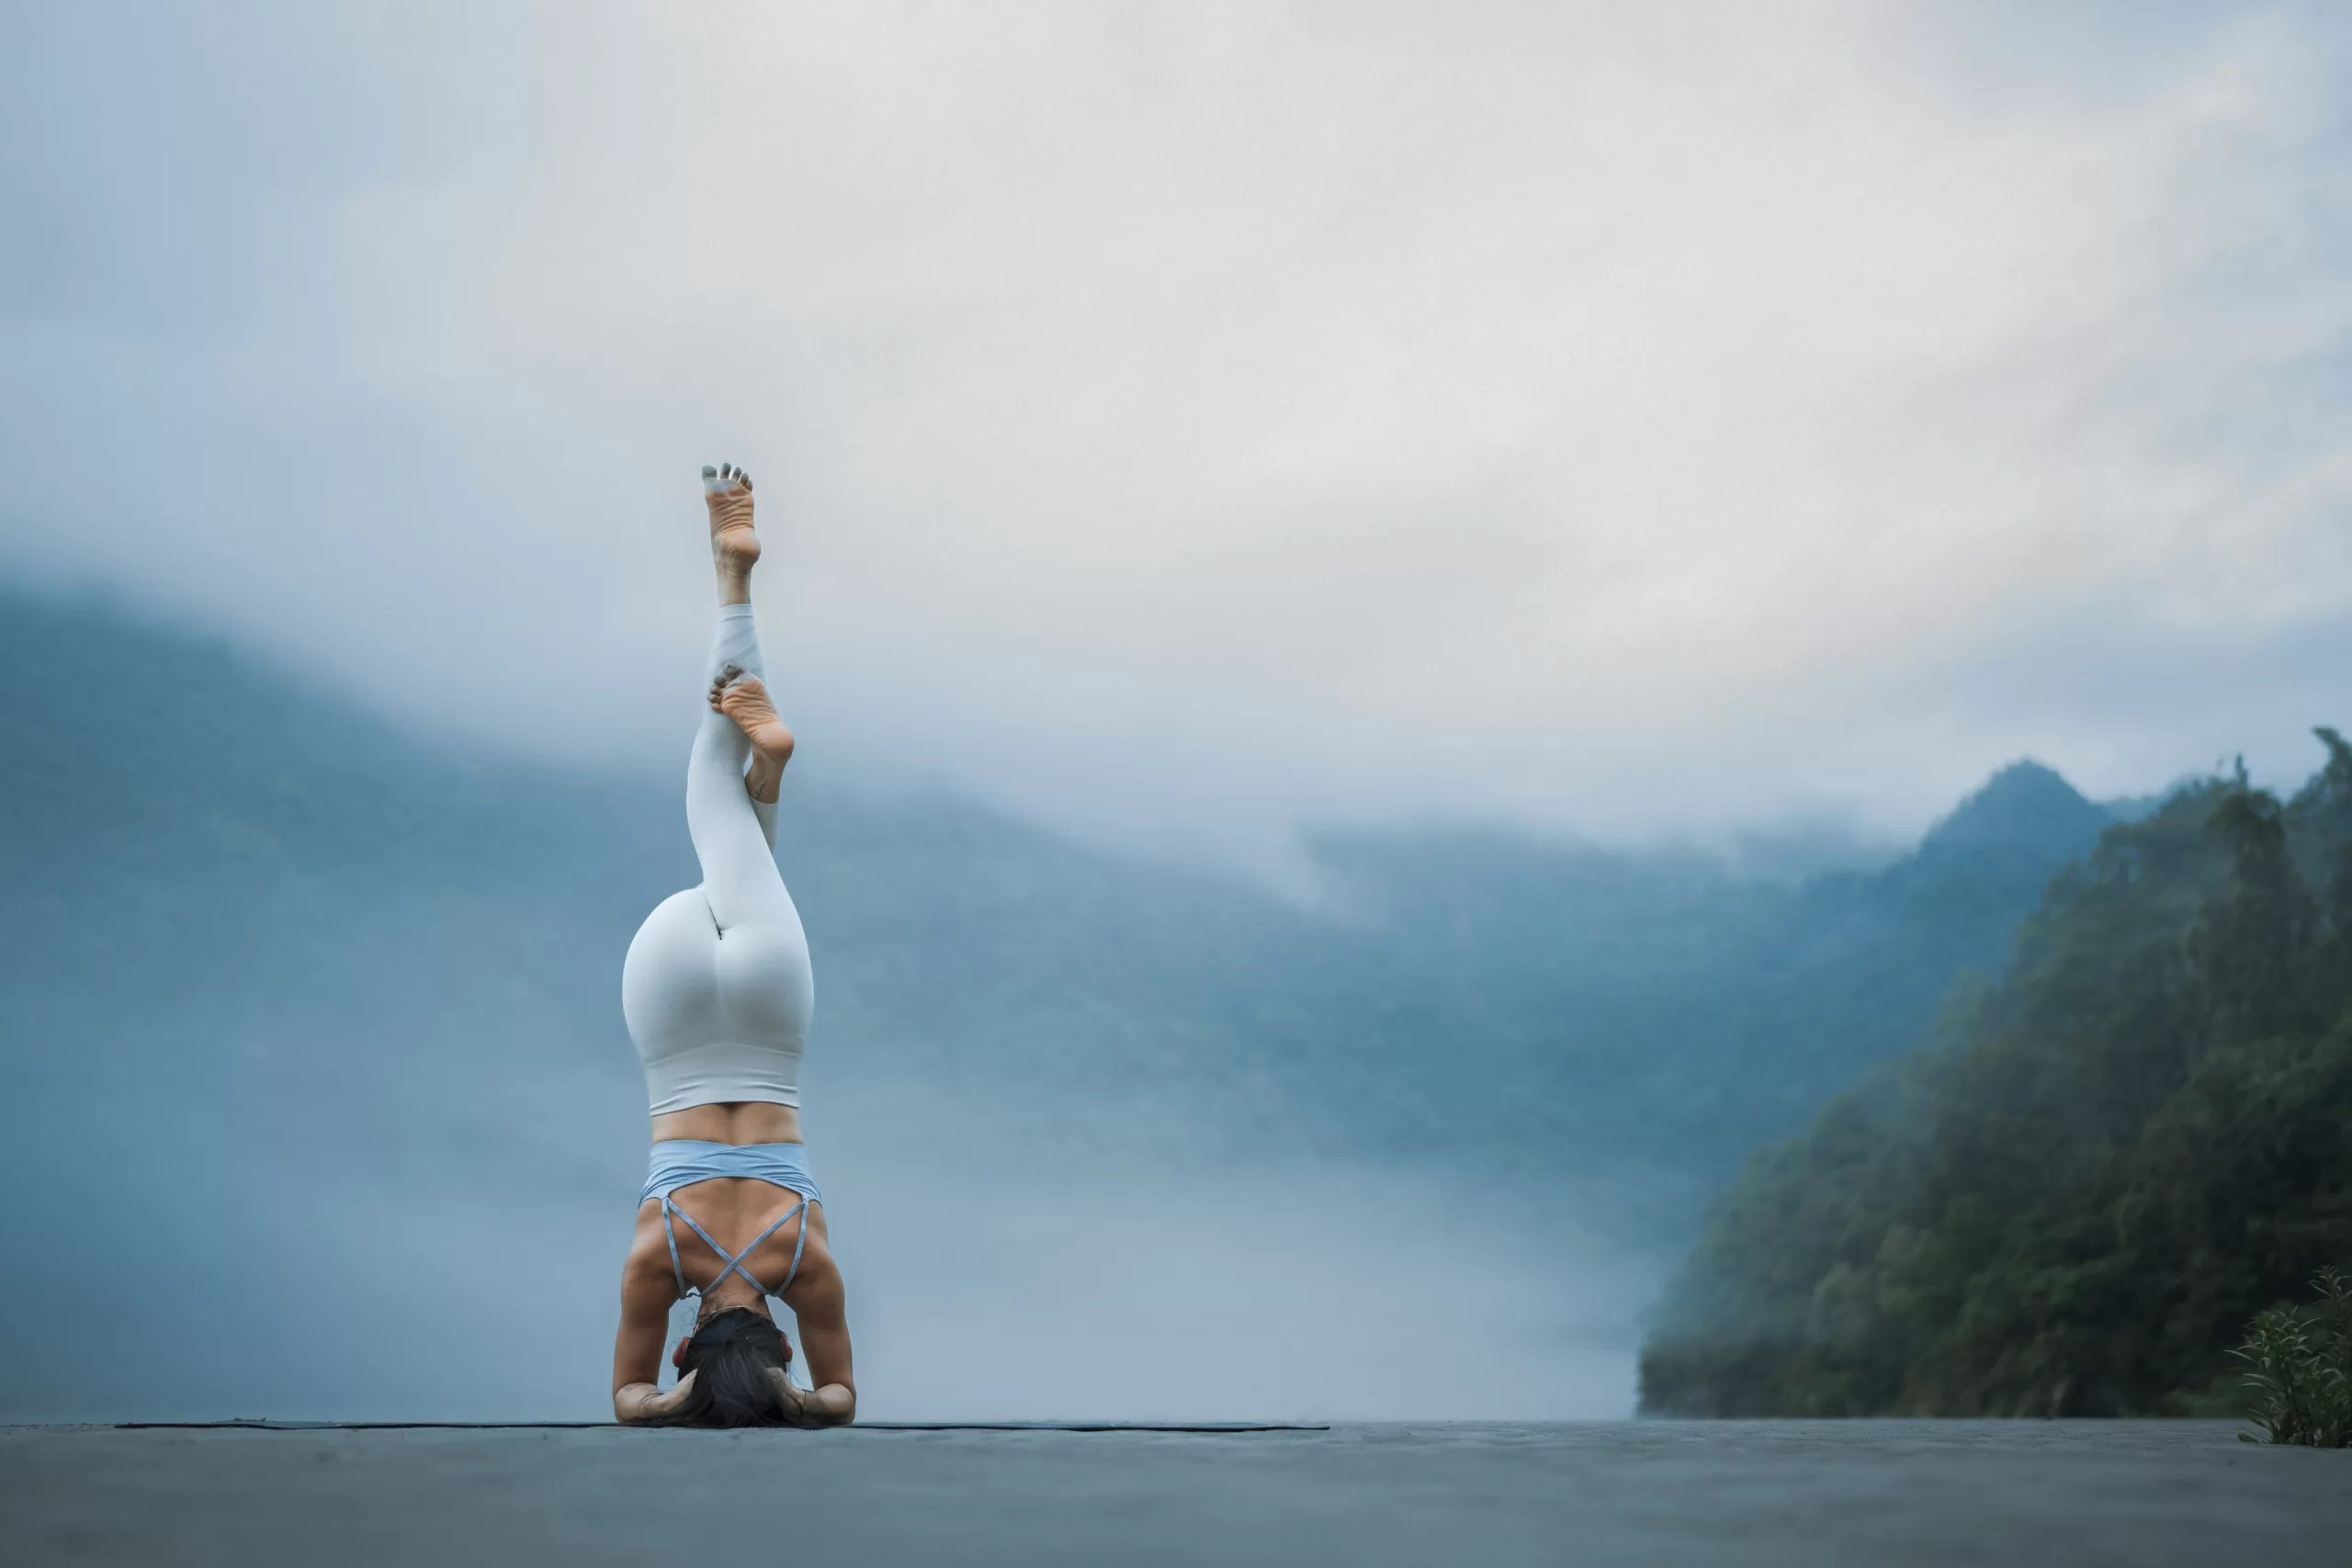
[{"x1": 660, "y1": 1307, "x2": 794, "y2": 1427}]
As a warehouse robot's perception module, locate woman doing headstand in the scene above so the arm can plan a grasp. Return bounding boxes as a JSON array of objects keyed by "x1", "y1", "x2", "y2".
[{"x1": 608, "y1": 463, "x2": 855, "y2": 1427}]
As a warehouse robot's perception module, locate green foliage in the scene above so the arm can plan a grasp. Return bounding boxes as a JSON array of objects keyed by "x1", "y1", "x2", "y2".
[
  {"x1": 2232, "y1": 1267, "x2": 2352, "y2": 1447},
  {"x1": 1642, "y1": 734, "x2": 2352, "y2": 1416}
]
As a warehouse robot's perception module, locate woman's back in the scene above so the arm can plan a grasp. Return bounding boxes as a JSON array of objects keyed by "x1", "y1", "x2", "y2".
[{"x1": 630, "y1": 1174, "x2": 835, "y2": 1303}]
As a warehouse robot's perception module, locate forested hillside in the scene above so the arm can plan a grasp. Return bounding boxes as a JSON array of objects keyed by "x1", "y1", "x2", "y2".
[{"x1": 1639, "y1": 734, "x2": 2352, "y2": 1416}]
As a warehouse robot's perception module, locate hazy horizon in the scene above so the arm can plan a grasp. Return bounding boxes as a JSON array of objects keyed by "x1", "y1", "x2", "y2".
[{"x1": 1, "y1": 575, "x2": 2279, "y2": 896}]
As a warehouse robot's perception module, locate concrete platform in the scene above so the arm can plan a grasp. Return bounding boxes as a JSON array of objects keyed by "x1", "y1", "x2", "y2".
[{"x1": 6, "y1": 1419, "x2": 2346, "y2": 1566}]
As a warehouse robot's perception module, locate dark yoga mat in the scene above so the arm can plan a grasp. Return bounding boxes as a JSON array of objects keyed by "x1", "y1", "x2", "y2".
[{"x1": 115, "y1": 1420, "x2": 1329, "y2": 1433}]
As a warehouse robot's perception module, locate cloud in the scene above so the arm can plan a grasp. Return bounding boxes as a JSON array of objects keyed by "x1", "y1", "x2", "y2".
[{"x1": 5, "y1": 0, "x2": 2349, "y2": 855}]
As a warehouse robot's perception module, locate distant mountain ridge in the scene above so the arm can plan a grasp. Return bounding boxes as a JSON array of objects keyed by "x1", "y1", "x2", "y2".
[
  {"x1": 1921, "y1": 760, "x2": 2120, "y2": 860},
  {"x1": 0, "y1": 588, "x2": 2120, "y2": 1195}
]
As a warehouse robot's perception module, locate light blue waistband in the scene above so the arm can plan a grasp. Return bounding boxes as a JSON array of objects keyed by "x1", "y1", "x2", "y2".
[{"x1": 640, "y1": 1140, "x2": 822, "y2": 1209}]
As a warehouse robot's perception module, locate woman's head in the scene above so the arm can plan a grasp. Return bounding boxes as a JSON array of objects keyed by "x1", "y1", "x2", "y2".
[{"x1": 659, "y1": 1306, "x2": 797, "y2": 1427}]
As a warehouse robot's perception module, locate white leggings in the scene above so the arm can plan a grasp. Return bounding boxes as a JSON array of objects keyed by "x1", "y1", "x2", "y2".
[{"x1": 621, "y1": 604, "x2": 816, "y2": 1113}]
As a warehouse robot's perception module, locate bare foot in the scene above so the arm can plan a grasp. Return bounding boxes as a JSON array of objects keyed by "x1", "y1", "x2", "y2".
[
  {"x1": 709, "y1": 664, "x2": 794, "y2": 802},
  {"x1": 703, "y1": 462, "x2": 759, "y2": 581}
]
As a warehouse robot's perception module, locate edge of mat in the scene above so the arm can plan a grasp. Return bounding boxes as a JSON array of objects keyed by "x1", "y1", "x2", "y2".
[{"x1": 107, "y1": 1420, "x2": 1330, "y2": 1433}]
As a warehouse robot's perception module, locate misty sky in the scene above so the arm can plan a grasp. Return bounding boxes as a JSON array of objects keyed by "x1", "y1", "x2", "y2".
[{"x1": 6, "y1": 0, "x2": 2350, "y2": 860}]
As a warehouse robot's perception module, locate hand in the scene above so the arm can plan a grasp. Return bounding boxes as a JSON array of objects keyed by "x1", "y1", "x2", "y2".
[
  {"x1": 763, "y1": 1368, "x2": 818, "y2": 1427},
  {"x1": 615, "y1": 1371, "x2": 698, "y2": 1425},
  {"x1": 766, "y1": 1370, "x2": 856, "y2": 1427}
]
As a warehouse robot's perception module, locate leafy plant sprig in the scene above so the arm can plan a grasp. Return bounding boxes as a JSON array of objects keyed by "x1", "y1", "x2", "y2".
[{"x1": 2233, "y1": 1266, "x2": 2351, "y2": 1447}]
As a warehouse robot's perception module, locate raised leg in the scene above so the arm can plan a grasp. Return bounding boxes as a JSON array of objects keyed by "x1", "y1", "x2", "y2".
[{"x1": 687, "y1": 465, "x2": 796, "y2": 931}]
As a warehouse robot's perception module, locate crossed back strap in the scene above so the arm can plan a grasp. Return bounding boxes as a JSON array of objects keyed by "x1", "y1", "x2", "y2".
[{"x1": 662, "y1": 1191, "x2": 815, "y2": 1298}]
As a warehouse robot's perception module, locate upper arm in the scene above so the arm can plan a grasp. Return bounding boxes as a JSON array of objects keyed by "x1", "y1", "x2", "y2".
[{"x1": 612, "y1": 1250, "x2": 679, "y2": 1395}]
